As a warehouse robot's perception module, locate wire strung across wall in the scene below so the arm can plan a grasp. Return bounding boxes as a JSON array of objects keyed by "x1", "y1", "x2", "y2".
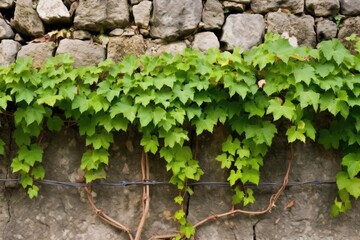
[{"x1": 0, "y1": 178, "x2": 336, "y2": 188}]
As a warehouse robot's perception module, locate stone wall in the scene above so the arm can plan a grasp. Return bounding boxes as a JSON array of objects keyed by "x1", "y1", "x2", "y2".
[
  {"x1": 1, "y1": 0, "x2": 360, "y2": 240},
  {"x1": 1, "y1": 0, "x2": 360, "y2": 66}
]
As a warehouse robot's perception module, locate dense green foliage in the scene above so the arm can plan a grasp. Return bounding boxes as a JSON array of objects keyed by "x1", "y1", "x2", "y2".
[{"x1": 1, "y1": 33, "x2": 360, "y2": 238}]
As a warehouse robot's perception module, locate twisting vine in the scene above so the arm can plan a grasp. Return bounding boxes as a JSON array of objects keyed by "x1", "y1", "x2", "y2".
[{"x1": 0, "y1": 33, "x2": 360, "y2": 238}]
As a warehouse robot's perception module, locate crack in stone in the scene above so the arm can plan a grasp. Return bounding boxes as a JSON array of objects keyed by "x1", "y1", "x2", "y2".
[{"x1": 253, "y1": 220, "x2": 261, "y2": 240}]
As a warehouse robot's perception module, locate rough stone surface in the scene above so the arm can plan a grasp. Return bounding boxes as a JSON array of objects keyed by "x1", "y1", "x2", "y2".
[
  {"x1": 0, "y1": 18, "x2": 14, "y2": 39},
  {"x1": 251, "y1": 0, "x2": 304, "y2": 14},
  {"x1": 192, "y1": 31, "x2": 220, "y2": 52},
  {"x1": 0, "y1": 39, "x2": 21, "y2": 66},
  {"x1": 107, "y1": 35, "x2": 146, "y2": 63},
  {"x1": 338, "y1": 17, "x2": 360, "y2": 52},
  {"x1": 17, "y1": 42, "x2": 56, "y2": 67},
  {"x1": 0, "y1": 0, "x2": 13, "y2": 8},
  {"x1": 11, "y1": 0, "x2": 45, "y2": 38},
  {"x1": 56, "y1": 39, "x2": 105, "y2": 67},
  {"x1": 266, "y1": 12, "x2": 316, "y2": 47},
  {"x1": 222, "y1": 1, "x2": 246, "y2": 11},
  {"x1": 317, "y1": 19, "x2": 338, "y2": 42},
  {"x1": 133, "y1": 1, "x2": 152, "y2": 29},
  {"x1": 306, "y1": 0, "x2": 340, "y2": 16},
  {"x1": 221, "y1": 13, "x2": 265, "y2": 51},
  {"x1": 72, "y1": 30, "x2": 92, "y2": 40},
  {"x1": 157, "y1": 41, "x2": 187, "y2": 54},
  {"x1": 36, "y1": 0, "x2": 71, "y2": 25},
  {"x1": 340, "y1": 0, "x2": 360, "y2": 16},
  {"x1": 109, "y1": 28, "x2": 124, "y2": 36},
  {"x1": 74, "y1": 0, "x2": 130, "y2": 32},
  {"x1": 150, "y1": 0, "x2": 202, "y2": 41},
  {"x1": 202, "y1": 0, "x2": 224, "y2": 30}
]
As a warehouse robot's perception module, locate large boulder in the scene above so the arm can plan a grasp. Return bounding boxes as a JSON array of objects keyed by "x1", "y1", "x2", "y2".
[
  {"x1": 251, "y1": 0, "x2": 304, "y2": 14},
  {"x1": 0, "y1": 18, "x2": 14, "y2": 39},
  {"x1": 107, "y1": 35, "x2": 146, "y2": 63},
  {"x1": 221, "y1": 13, "x2": 265, "y2": 51},
  {"x1": 150, "y1": 0, "x2": 202, "y2": 41},
  {"x1": 338, "y1": 17, "x2": 360, "y2": 52},
  {"x1": 56, "y1": 39, "x2": 105, "y2": 67},
  {"x1": 266, "y1": 12, "x2": 316, "y2": 47},
  {"x1": 202, "y1": 0, "x2": 224, "y2": 30},
  {"x1": 17, "y1": 42, "x2": 56, "y2": 68},
  {"x1": 339, "y1": 0, "x2": 360, "y2": 16},
  {"x1": 36, "y1": 0, "x2": 71, "y2": 25},
  {"x1": 11, "y1": 0, "x2": 45, "y2": 38},
  {"x1": 0, "y1": 40, "x2": 21, "y2": 66},
  {"x1": 74, "y1": 0, "x2": 130, "y2": 32},
  {"x1": 305, "y1": 0, "x2": 340, "y2": 17}
]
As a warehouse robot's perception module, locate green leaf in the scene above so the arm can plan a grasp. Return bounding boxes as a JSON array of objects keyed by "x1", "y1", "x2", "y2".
[
  {"x1": 31, "y1": 165, "x2": 45, "y2": 180},
  {"x1": 222, "y1": 136, "x2": 240, "y2": 156},
  {"x1": 81, "y1": 149, "x2": 109, "y2": 170},
  {"x1": 294, "y1": 63, "x2": 316, "y2": 85},
  {"x1": 228, "y1": 169, "x2": 242, "y2": 186},
  {"x1": 18, "y1": 144, "x2": 43, "y2": 167},
  {"x1": 153, "y1": 107, "x2": 167, "y2": 126},
  {"x1": 0, "y1": 94, "x2": 11, "y2": 109},
  {"x1": 20, "y1": 172, "x2": 33, "y2": 188},
  {"x1": 137, "y1": 106, "x2": 153, "y2": 127},
  {"x1": 245, "y1": 121, "x2": 277, "y2": 146},
  {"x1": 11, "y1": 157, "x2": 30, "y2": 173},
  {"x1": 86, "y1": 131, "x2": 113, "y2": 150},
  {"x1": 72, "y1": 95, "x2": 89, "y2": 113},
  {"x1": 215, "y1": 153, "x2": 234, "y2": 169},
  {"x1": 140, "y1": 134, "x2": 159, "y2": 154},
  {"x1": 342, "y1": 153, "x2": 360, "y2": 179},
  {"x1": 27, "y1": 185, "x2": 39, "y2": 199},
  {"x1": 180, "y1": 222, "x2": 195, "y2": 238},
  {"x1": 173, "y1": 84, "x2": 195, "y2": 105},
  {"x1": 267, "y1": 99, "x2": 295, "y2": 121},
  {"x1": 299, "y1": 90, "x2": 320, "y2": 111},
  {"x1": 174, "y1": 195, "x2": 184, "y2": 204},
  {"x1": 159, "y1": 128, "x2": 189, "y2": 148},
  {"x1": 85, "y1": 166, "x2": 107, "y2": 183},
  {"x1": 0, "y1": 139, "x2": 5, "y2": 155},
  {"x1": 47, "y1": 116, "x2": 64, "y2": 132},
  {"x1": 286, "y1": 126, "x2": 306, "y2": 143},
  {"x1": 110, "y1": 98, "x2": 138, "y2": 122},
  {"x1": 318, "y1": 129, "x2": 339, "y2": 149}
]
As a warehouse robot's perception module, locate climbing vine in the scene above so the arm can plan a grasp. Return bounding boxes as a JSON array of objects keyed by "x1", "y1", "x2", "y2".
[{"x1": 1, "y1": 33, "x2": 360, "y2": 238}]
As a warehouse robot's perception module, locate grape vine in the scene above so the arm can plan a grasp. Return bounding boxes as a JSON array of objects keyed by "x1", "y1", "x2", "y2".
[{"x1": 0, "y1": 33, "x2": 360, "y2": 238}]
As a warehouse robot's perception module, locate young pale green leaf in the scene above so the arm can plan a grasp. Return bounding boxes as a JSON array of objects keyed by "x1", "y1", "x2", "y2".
[
  {"x1": 31, "y1": 165, "x2": 45, "y2": 180},
  {"x1": 222, "y1": 136, "x2": 241, "y2": 156},
  {"x1": 85, "y1": 166, "x2": 107, "y2": 183},
  {"x1": 137, "y1": 105, "x2": 153, "y2": 127},
  {"x1": 86, "y1": 131, "x2": 113, "y2": 150},
  {"x1": 153, "y1": 107, "x2": 167, "y2": 126},
  {"x1": 140, "y1": 134, "x2": 159, "y2": 154},
  {"x1": 180, "y1": 222, "x2": 195, "y2": 239},
  {"x1": 11, "y1": 157, "x2": 30, "y2": 173},
  {"x1": 215, "y1": 153, "x2": 234, "y2": 169},
  {"x1": 299, "y1": 90, "x2": 320, "y2": 111},
  {"x1": 232, "y1": 186, "x2": 245, "y2": 205},
  {"x1": 27, "y1": 185, "x2": 39, "y2": 199},
  {"x1": 267, "y1": 99, "x2": 296, "y2": 121},
  {"x1": 173, "y1": 84, "x2": 195, "y2": 105},
  {"x1": 228, "y1": 169, "x2": 242, "y2": 186},
  {"x1": 20, "y1": 172, "x2": 33, "y2": 188},
  {"x1": 0, "y1": 94, "x2": 11, "y2": 110},
  {"x1": 286, "y1": 126, "x2": 306, "y2": 143},
  {"x1": 109, "y1": 98, "x2": 138, "y2": 122},
  {"x1": 242, "y1": 168, "x2": 260, "y2": 185}
]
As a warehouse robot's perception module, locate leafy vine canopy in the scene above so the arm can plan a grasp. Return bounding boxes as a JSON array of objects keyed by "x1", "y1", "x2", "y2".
[{"x1": 1, "y1": 33, "x2": 360, "y2": 238}]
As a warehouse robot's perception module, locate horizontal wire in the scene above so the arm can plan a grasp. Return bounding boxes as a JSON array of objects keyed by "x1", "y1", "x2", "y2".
[{"x1": 0, "y1": 178, "x2": 336, "y2": 188}]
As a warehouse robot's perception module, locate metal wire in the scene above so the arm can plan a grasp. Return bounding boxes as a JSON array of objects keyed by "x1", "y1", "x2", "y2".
[{"x1": 0, "y1": 178, "x2": 336, "y2": 188}]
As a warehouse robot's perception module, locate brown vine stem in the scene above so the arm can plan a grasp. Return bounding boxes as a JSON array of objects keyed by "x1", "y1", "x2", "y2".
[
  {"x1": 152, "y1": 144, "x2": 294, "y2": 239},
  {"x1": 85, "y1": 185, "x2": 134, "y2": 240},
  {"x1": 135, "y1": 150, "x2": 150, "y2": 240}
]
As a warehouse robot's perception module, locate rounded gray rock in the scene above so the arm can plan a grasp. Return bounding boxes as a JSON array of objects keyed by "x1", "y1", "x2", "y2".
[
  {"x1": 306, "y1": 0, "x2": 340, "y2": 17},
  {"x1": 0, "y1": 39, "x2": 21, "y2": 66},
  {"x1": 56, "y1": 39, "x2": 105, "y2": 67},
  {"x1": 316, "y1": 19, "x2": 338, "y2": 42},
  {"x1": 150, "y1": 0, "x2": 202, "y2": 41},
  {"x1": 74, "y1": 0, "x2": 130, "y2": 32},
  {"x1": 11, "y1": 0, "x2": 45, "y2": 38},
  {"x1": 133, "y1": 1, "x2": 152, "y2": 29},
  {"x1": 340, "y1": 0, "x2": 360, "y2": 16},
  {"x1": 192, "y1": 32, "x2": 220, "y2": 52},
  {"x1": 0, "y1": 18, "x2": 14, "y2": 39},
  {"x1": 0, "y1": 0, "x2": 14, "y2": 8},
  {"x1": 266, "y1": 12, "x2": 316, "y2": 47},
  {"x1": 251, "y1": 0, "x2": 304, "y2": 14},
  {"x1": 17, "y1": 42, "x2": 56, "y2": 68},
  {"x1": 221, "y1": 13, "x2": 265, "y2": 51},
  {"x1": 36, "y1": 0, "x2": 71, "y2": 25},
  {"x1": 202, "y1": 0, "x2": 224, "y2": 30}
]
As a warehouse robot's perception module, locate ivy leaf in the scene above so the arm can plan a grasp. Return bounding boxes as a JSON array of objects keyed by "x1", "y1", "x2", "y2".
[
  {"x1": 267, "y1": 99, "x2": 295, "y2": 121},
  {"x1": 294, "y1": 63, "x2": 316, "y2": 85},
  {"x1": 286, "y1": 126, "x2": 306, "y2": 143},
  {"x1": 180, "y1": 222, "x2": 195, "y2": 239},
  {"x1": 111, "y1": 116, "x2": 129, "y2": 131},
  {"x1": 215, "y1": 153, "x2": 234, "y2": 169},
  {"x1": 228, "y1": 169, "x2": 242, "y2": 186},
  {"x1": 318, "y1": 129, "x2": 339, "y2": 149},
  {"x1": 85, "y1": 166, "x2": 107, "y2": 183},
  {"x1": 154, "y1": 75, "x2": 176, "y2": 90},
  {"x1": 12, "y1": 85, "x2": 36, "y2": 104},
  {"x1": 222, "y1": 136, "x2": 240, "y2": 156},
  {"x1": 109, "y1": 98, "x2": 138, "y2": 123},
  {"x1": 20, "y1": 172, "x2": 33, "y2": 188},
  {"x1": 140, "y1": 134, "x2": 159, "y2": 154},
  {"x1": 120, "y1": 55, "x2": 139, "y2": 74},
  {"x1": 137, "y1": 106, "x2": 153, "y2": 127},
  {"x1": 11, "y1": 157, "x2": 30, "y2": 173},
  {"x1": 159, "y1": 128, "x2": 189, "y2": 148},
  {"x1": 342, "y1": 153, "x2": 360, "y2": 179},
  {"x1": 315, "y1": 62, "x2": 335, "y2": 78},
  {"x1": 0, "y1": 139, "x2": 4, "y2": 155},
  {"x1": 232, "y1": 186, "x2": 245, "y2": 205},
  {"x1": 47, "y1": 116, "x2": 64, "y2": 132},
  {"x1": 242, "y1": 168, "x2": 260, "y2": 185},
  {"x1": 72, "y1": 95, "x2": 89, "y2": 113},
  {"x1": 245, "y1": 121, "x2": 277, "y2": 146},
  {"x1": 173, "y1": 84, "x2": 195, "y2": 105},
  {"x1": 28, "y1": 185, "x2": 39, "y2": 199},
  {"x1": 86, "y1": 131, "x2": 113, "y2": 150},
  {"x1": 0, "y1": 94, "x2": 11, "y2": 110},
  {"x1": 31, "y1": 165, "x2": 45, "y2": 180},
  {"x1": 298, "y1": 89, "x2": 320, "y2": 111},
  {"x1": 174, "y1": 195, "x2": 183, "y2": 204}
]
